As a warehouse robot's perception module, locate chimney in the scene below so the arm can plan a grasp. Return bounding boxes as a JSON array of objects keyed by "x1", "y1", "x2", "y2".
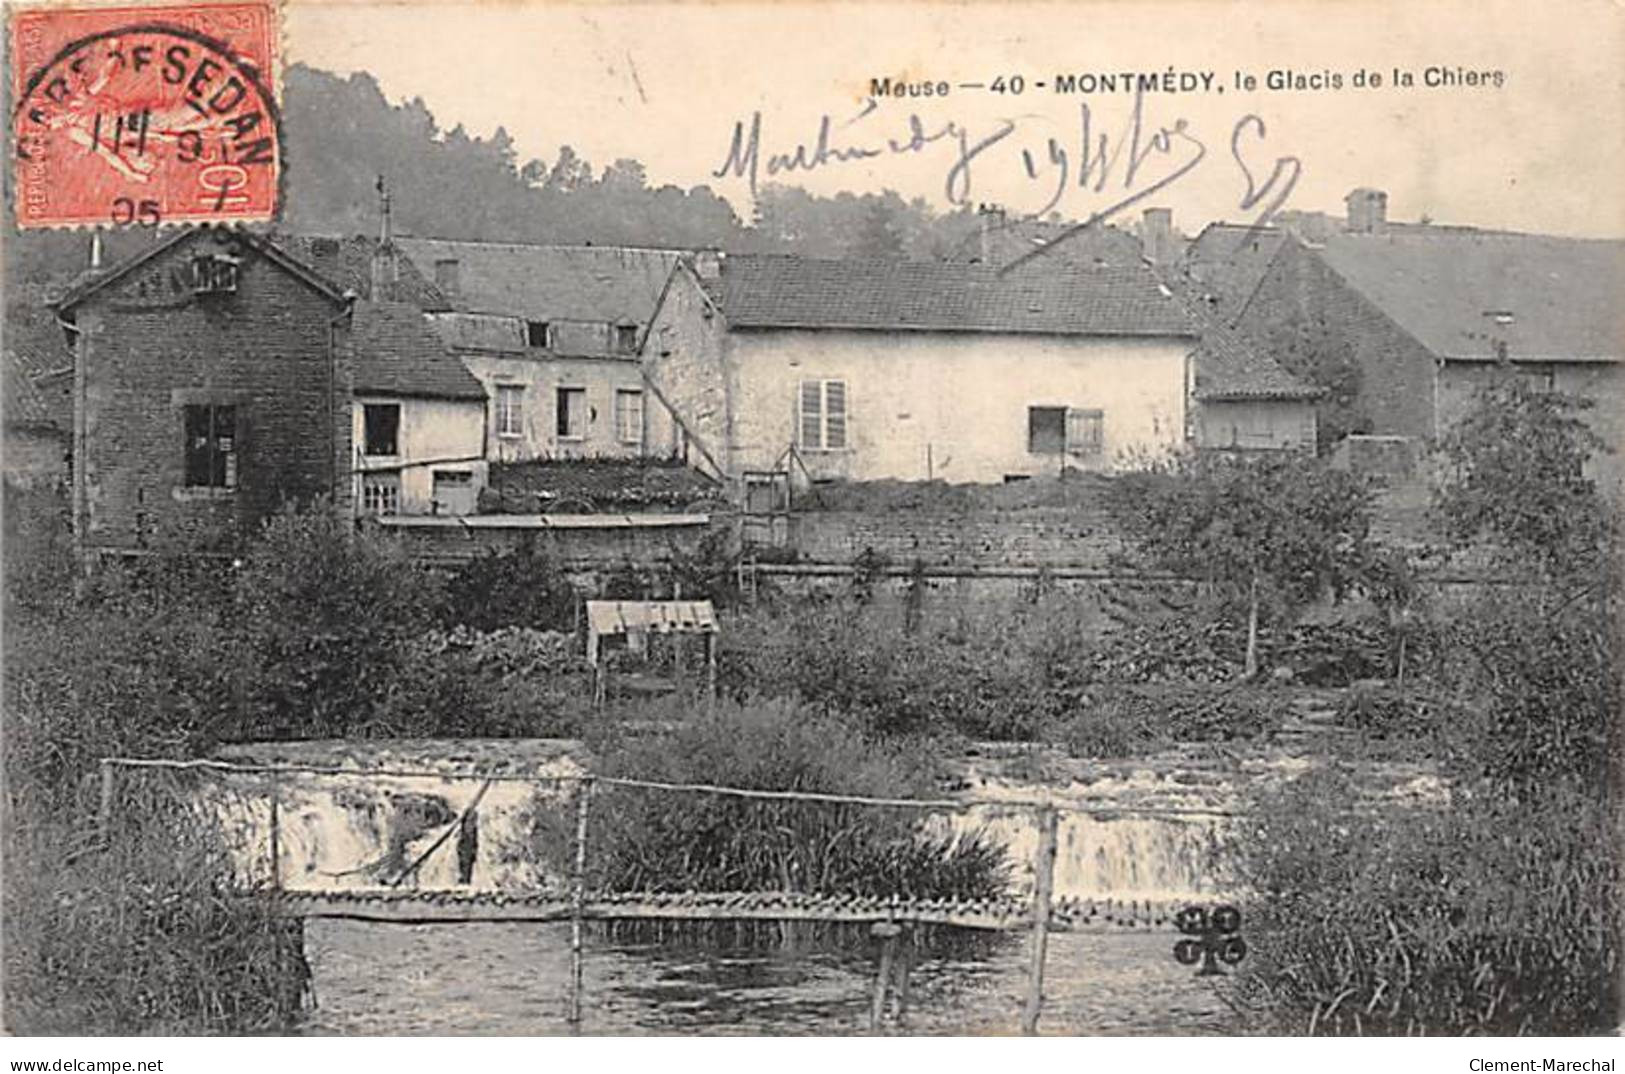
[
  {"x1": 1141, "y1": 207, "x2": 1175, "y2": 265},
  {"x1": 433, "y1": 258, "x2": 460, "y2": 298},
  {"x1": 976, "y1": 203, "x2": 1006, "y2": 263},
  {"x1": 1345, "y1": 187, "x2": 1388, "y2": 234},
  {"x1": 693, "y1": 248, "x2": 723, "y2": 281},
  {"x1": 370, "y1": 175, "x2": 398, "y2": 300}
]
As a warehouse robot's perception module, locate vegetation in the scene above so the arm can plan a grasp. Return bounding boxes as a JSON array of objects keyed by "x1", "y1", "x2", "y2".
[
  {"x1": 1110, "y1": 452, "x2": 1373, "y2": 676},
  {"x1": 554, "y1": 700, "x2": 1008, "y2": 900},
  {"x1": 1230, "y1": 379, "x2": 1620, "y2": 1036}
]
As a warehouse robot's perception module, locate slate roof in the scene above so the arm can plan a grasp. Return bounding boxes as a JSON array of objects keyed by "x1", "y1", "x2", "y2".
[
  {"x1": 276, "y1": 234, "x2": 452, "y2": 312},
  {"x1": 351, "y1": 302, "x2": 487, "y2": 401},
  {"x1": 396, "y1": 239, "x2": 684, "y2": 324},
  {"x1": 704, "y1": 253, "x2": 1194, "y2": 337},
  {"x1": 1312, "y1": 227, "x2": 1625, "y2": 363},
  {"x1": 950, "y1": 221, "x2": 1317, "y2": 398},
  {"x1": 1183, "y1": 223, "x2": 1290, "y2": 324}
]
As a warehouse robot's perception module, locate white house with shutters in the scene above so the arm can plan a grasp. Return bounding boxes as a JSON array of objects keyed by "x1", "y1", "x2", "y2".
[{"x1": 641, "y1": 252, "x2": 1207, "y2": 484}]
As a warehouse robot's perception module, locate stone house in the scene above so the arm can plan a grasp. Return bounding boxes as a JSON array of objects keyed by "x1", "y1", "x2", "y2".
[
  {"x1": 395, "y1": 240, "x2": 683, "y2": 463},
  {"x1": 642, "y1": 252, "x2": 1213, "y2": 485},
  {"x1": 1211, "y1": 189, "x2": 1624, "y2": 481},
  {"x1": 969, "y1": 213, "x2": 1321, "y2": 454},
  {"x1": 51, "y1": 227, "x2": 487, "y2": 555}
]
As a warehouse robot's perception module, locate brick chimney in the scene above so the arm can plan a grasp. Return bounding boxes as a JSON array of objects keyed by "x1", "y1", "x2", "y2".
[
  {"x1": 1141, "y1": 207, "x2": 1176, "y2": 265},
  {"x1": 1345, "y1": 188, "x2": 1388, "y2": 234},
  {"x1": 693, "y1": 248, "x2": 723, "y2": 281},
  {"x1": 976, "y1": 203, "x2": 1006, "y2": 263}
]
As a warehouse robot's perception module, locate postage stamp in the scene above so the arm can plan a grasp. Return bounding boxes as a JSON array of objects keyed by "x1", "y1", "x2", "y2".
[{"x1": 10, "y1": 1, "x2": 280, "y2": 230}]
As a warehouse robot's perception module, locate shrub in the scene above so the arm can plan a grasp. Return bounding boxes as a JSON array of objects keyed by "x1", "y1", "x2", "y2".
[
  {"x1": 545, "y1": 700, "x2": 1009, "y2": 900},
  {"x1": 441, "y1": 539, "x2": 578, "y2": 632},
  {"x1": 3, "y1": 776, "x2": 307, "y2": 1034},
  {"x1": 1230, "y1": 768, "x2": 1619, "y2": 1035}
]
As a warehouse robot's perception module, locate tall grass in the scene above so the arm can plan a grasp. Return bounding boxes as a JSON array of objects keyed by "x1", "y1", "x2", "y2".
[
  {"x1": 1227, "y1": 768, "x2": 1618, "y2": 1035},
  {"x1": 2, "y1": 772, "x2": 308, "y2": 1034}
]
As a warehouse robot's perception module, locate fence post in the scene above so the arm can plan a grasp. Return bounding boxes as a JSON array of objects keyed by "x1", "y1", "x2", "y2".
[
  {"x1": 97, "y1": 759, "x2": 116, "y2": 849},
  {"x1": 269, "y1": 779, "x2": 281, "y2": 892},
  {"x1": 568, "y1": 777, "x2": 594, "y2": 1035},
  {"x1": 1022, "y1": 804, "x2": 1059, "y2": 1036}
]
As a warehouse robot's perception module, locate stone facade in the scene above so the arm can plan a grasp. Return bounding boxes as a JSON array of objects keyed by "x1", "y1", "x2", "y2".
[{"x1": 62, "y1": 230, "x2": 355, "y2": 553}]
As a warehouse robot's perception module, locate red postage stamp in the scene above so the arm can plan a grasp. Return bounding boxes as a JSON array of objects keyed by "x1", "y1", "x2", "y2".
[{"x1": 10, "y1": 1, "x2": 280, "y2": 229}]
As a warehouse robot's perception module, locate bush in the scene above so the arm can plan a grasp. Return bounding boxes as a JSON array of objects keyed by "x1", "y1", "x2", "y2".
[
  {"x1": 546, "y1": 700, "x2": 1009, "y2": 900},
  {"x1": 1230, "y1": 768, "x2": 1619, "y2": 1035},
  {"x1": 441, "y1": 539, "x2": 579, "y2": 632},
  {"x1": 3, "y1": 777, "x2": 307, "y2": 1034}
]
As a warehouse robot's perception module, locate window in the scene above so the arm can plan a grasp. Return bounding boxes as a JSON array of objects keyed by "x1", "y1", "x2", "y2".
[
  {"x1": 1028, "y1": 407, "x2": 1066, "y2": 454},
  {"x1": 363, "y1": 403, "x2": 401, "y2": 456},
  {"x1": 799, "y1": 379, "x2": 847, "y2": 450},
  {"x1": 556, "y1": 387, "x2": 587, "y2": 439},
  {"x1": 1029, "y1": 406, "x2": 1103, "y2": 456},
  {"x1": 1065, "y1": 408, "x2": 1105, "y2": 456},
  {"x1": 432, "y1": 470, "x2": 476, "y2": 516},
  {"x1": 526, "y1": 321, "x2": 551, "y2": 349},
  {"x1": 615, "y1": 324, "x2": 639, "y2": 354},
  {"x1": 435, "y1": 259, "x2": 461, "y2": 295},
  {"x1": 183, "y1": 404, "x2": 237, "y2": 488},
  {"x1": 496, "y1": 385, "x2": 524, "y2": 438},
  {"x1": 190, "y1": 254, "x2": 239, "y2": 294},
  {"x1": 614, "y1": 389, "x2": 644, "y2": 445},
  {"x1": 362, "y1": 473, "x2": 400, "y2": 516}
]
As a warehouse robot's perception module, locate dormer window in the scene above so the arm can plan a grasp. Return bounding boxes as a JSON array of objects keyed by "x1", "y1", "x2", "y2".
[
  {"x1": 615, "y1": 324, "x2": 639, "y2": 354},
  {"x1": 527, "y1": 321, "x2": 551, "y2": 348},
  {"x1": 191, "y1": 254, "x2": 239, "y2": 294}
]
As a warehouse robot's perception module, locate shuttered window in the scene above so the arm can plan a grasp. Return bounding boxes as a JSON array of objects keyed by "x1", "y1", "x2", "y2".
[
  {"x1": 799, "y1": 379, "x2": 848, "y2": 451},
  {"x1": 1065, "y1": 408, "x2": 1104, "y2": 456}
]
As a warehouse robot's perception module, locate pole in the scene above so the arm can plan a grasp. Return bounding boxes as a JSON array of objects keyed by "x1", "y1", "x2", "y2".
[
  {"x1": 568, "y1": 778, "x2": 593, "y2": 1034},
  {"x1": 268, "y1": 781, "x2": 281, "y2": 892},
  {"x1": 97, "y1": 759, "x2": 116, "y2": 849},
  {"x1": 1022, "y1": 804, "x2": 1058, "y2": 1036},
  {"x1": 869, "y1": 922, "x2": 901, "y2": 1032}
]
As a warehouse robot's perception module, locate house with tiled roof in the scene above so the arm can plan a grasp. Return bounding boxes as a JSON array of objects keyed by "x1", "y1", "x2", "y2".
[
  {"x1": 643, "y1": 250, "x2": 1217, "y2": 483},
  {"x1": 1225, "y1": 188, "x2": 1624, "y2": 475},
  {"x1": 50, "y1": 227, "x2": 489, "y2": 553},
  {"x1": 395, "y1": 239, "x2": 684, "y2": 464},
  {"x1": 959, "y1": 212, "x2": 1322, "y2": 453}
]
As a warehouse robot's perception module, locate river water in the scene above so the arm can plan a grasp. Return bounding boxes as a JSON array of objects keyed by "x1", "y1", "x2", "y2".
[{"x1": 303, "y1": 921, "x2": 1235, "y2": 1035}]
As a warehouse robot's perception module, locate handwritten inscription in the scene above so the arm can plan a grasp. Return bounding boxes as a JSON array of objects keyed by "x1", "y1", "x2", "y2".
[{"x1": 714, "y1": 86, "x2": 1301, "y2": 238}]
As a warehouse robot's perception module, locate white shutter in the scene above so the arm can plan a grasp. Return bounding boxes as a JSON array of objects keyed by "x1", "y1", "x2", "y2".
[
  {"x1": 800, "y1": 380, "x2": 823, "y2": 449},
  {"x1": 824, "y1": 381, "x2": 847, "y2": 449}
]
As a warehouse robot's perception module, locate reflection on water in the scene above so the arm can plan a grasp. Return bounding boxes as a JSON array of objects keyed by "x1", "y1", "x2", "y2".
[{"x1": 303, "y1": 921, "x2": 1236, "y2": 1035}]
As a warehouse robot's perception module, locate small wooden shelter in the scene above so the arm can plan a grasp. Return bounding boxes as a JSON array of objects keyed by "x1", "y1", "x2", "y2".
[{"x1": 584, "y1": 600, "x2": 719, "y2": 707}]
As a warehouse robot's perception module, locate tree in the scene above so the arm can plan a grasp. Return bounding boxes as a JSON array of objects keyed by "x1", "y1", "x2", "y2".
[
  {"x1": 1433, "y1": 375, "x2": 1612, "y2": 579},
  {"x1": 1111, "y1": 452, "x2": 1372, "y2": 677}
]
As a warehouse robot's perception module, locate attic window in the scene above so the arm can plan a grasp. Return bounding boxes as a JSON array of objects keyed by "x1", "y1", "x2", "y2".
[
  {"x1": 615, "y1": 324, "x2": 639, "y2": 354},
  {"x1": 190, "y1": 254, "x2": 239, "y2": 294},
  {"x1": 527, "y1": 321, "x2": 551, "y2": 348}
]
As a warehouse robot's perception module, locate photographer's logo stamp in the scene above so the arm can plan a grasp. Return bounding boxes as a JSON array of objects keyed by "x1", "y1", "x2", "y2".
[{"x1": 10, "y1": 2, "x2": 280, "y2": 229}]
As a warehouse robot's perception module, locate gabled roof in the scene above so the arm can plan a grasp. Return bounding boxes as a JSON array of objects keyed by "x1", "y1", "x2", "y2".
[
  {"x1": 52, "y1": 228, "x2": 350, "y2": 311},
  {"x1": 1312, "y1": 228, "x2": 1625, "y2": 363},
  {"x1": 1183, "y1": 223, "x2": 1289, "y2": 324},
  {"x1": 702, "y1": 253, "x2": 1194, "y2": 337},
  {"x1": 954, "y1": 220, "x2": 1317, "y2": 398},
  {"x1": 395, "y1": 239, "x2": 684, "y2": 324},
  {"x1": 276, "y1": 234, "x2": 451, "y2": 312},
  {"x1": 350, "y1": 302, "x2": 487, "y2": 401}
]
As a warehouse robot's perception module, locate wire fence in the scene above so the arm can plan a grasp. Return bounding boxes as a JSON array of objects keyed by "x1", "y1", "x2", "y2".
[{"x1": 95, "y1": 754, "x2": 1240, "y2": 1034}]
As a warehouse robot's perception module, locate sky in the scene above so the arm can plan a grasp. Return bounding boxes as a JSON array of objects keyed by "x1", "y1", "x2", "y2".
[{"x1": 286, "y1": 0, "x2": 1625, "y2": 238}]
